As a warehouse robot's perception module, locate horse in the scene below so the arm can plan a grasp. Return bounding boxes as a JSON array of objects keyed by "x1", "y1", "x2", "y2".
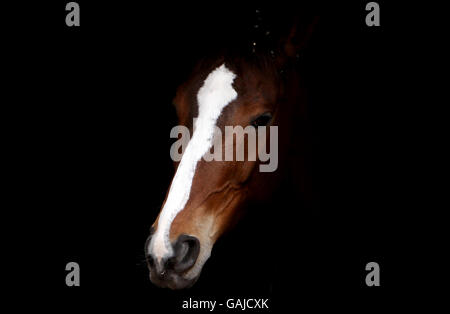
[{"x1": 145, "y1": 15, "x2": 316, "y2": 290}]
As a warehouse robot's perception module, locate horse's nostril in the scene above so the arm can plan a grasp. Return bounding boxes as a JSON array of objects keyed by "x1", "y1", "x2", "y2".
[
  {"x1": 146, "y1": 234, "x2": 200, "y2": 279},
  {"x1": 146, "y1": 254, "x2": 155, "y2": 268},
  {"x1": 165, "y1": 257, "x2": 175, "y2": 270},
  {"x1": 172, "y1": 235, "x2": 200, "y2": 273}
]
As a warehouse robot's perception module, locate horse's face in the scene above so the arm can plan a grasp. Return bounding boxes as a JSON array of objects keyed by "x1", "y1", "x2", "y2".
[{"x1": 145, "y1": 59, "x2": 281, "y2": 289}]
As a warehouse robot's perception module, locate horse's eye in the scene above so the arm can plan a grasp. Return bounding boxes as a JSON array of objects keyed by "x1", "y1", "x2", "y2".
[{"x1": 251, "y1": 113, "x2": 273, "y2": 128}]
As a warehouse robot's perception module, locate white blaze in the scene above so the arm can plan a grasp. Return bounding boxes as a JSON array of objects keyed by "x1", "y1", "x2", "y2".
[{"x1": 149, "y1": 64, "x2": 237, "y2": 261}]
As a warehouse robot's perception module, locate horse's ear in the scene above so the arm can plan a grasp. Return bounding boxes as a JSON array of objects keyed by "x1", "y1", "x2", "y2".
[{"x1": 275, "y1": 15, "x2": 319, "y2": 69}]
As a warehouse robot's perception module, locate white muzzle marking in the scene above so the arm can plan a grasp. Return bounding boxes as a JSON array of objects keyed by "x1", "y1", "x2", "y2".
[{"x1": 149, "y1": 64, "x2": 237, "y2": 262}]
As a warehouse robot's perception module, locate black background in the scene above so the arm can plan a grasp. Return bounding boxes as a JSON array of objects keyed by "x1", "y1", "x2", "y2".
[{"x1": 4, "y1": 0, "x2": 420, "y2": 312}]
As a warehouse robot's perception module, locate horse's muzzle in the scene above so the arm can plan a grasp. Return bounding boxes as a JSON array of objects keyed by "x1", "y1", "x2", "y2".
[{"x1": 145, "y1": 234, "x2": 200, "y2": 289}]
